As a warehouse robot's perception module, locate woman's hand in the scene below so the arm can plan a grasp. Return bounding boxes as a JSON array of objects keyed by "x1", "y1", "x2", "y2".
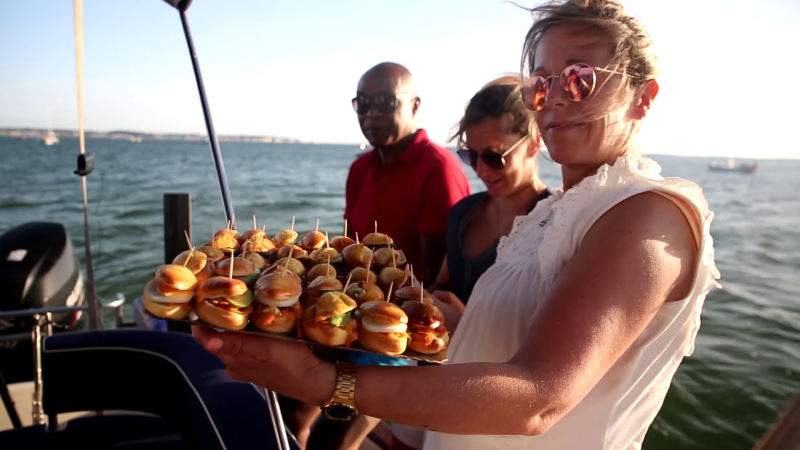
[
  {"x1": 432, "y1": 290, "x2": 466, "y2": 314},
  {"x1": 192, "y1": 325, "x2": 335, "y2": 405}
]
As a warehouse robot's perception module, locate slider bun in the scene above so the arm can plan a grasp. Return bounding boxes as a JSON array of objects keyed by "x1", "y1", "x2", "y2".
[
  {"x1": 246, "y1": 252, "x2": 267, "y2": 269},
  {"x1": 215, "y1": 229, "x2": 240, "y2": 238},
  {"x1": 278, "y1": 244, "x2": 308, "y2": 260},
  {"x1": 315, "y1": 291, "x2": 356, "y2": 320},
  {"x1": 345, "y1": 281, "x2": 384, "y2": 305},
  {"x1": 195, "y1": 299, "x2": 249, "y2": 331},
  {"x1": 252, "y1": 307, "x2": 297, "y2": 333},
  {"x1": 329, "y1": 236, "x2": 356, "y2": 252},
  {"x1": 155, "y1": 265, "x2": 198, "y2": 291},
  {"x1": 392, "y1": 286, "x2": 433, "y2": 306},
  {"x1": 408, "y1": 328, "x2": 449, "y2": 355},
  {"x1": 268, "y1": 258, "x2": 306, "y2": 277},
  {"x1": 401, "y1": 300, "x2": 445, "y2": 327},
  {"x1": 260, "y1": 266, "x2": 302, "y2": 284},
  {"x1": 215, "y1": 257, "x2": 256, "y2": 277},
  {"x1": 144, "y1": 279, "x2": 193, "y2": 304},
  {"x1": 301, "y1": 231, "x2": 327, "y2": 250},
  {"x1": 358, "y1": 300, "x2": 408, "y2": 323},
  {"x1": 240, "y1": 229, "x2": 265, "y2": 244},
  {"x1": 342, "y1": 243, "x2": 373, "y2": 268},
  {"x1": 378, "y1": 267, "x2": 408, "y2": 294},
  {"x1": 212, "y1": 234, "x2": 240, "y2": 251},
  {"x1": 195, "y1": 277, "x2": 248, "y2": 302},
  {"x1": 304, "y1": 277, "x2": 344, "y2": 307},
  {"x1": 356, "y1": 322, "x2": 408, "y2": 356},
  {"x1": 363, "y1": 232, "x2": 393, "y2": 248},
  {"x1": 347, "y1": 267, "x2": 377, "y2": 284},
  {"x1": 373, "y1": 247, "x2": 403, "y2": 269},
  {"x1": 307, "y1": 263, "x2": 336, "y2": 283},
  {"x1": 243, "y1": 237, "x2": 275, "y2": 253},
  {"x1": 255, "y1": 273, "x2": 303, "y2": 303},
  {"x1": 302, "y1": 306, "x2": 358, "y2": 346},
  {"x1": 172, "y1": 250, "x2": 208, "y2": 274},
  {"x1": 272, "y1": 230, "x2": 299, "y2": 248},
  {"x1": 142, "y1": 295, "x2": 191, "y2": 320},
  {"x1": 195, "y1": 263, "x2": 213, "y2": 284},
  {"x1": 310, "y1": 248, "x2": 341, "y2": 264},
  {"x1": 198, "y1": 246, "x2": 225, "y2": 263}
]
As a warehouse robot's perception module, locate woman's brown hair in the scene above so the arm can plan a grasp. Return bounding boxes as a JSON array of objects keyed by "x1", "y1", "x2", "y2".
[{"x1": 450, "y1": 74, "x2": 539, "y2": 149}]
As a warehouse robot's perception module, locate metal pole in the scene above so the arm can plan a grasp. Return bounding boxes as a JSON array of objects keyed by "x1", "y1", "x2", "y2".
[
  {"x1": 263, "y1": 387, "x2": 291, "y2": 450},
  {"x1": 178, "y1": 10, "x2": 235, "y2": 225},
  {"x1": 31, "y1": 315, "x2": 45, "y2": 425}
]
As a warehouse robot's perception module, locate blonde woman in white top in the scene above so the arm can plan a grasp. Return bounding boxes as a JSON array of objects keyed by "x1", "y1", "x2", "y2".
[{"x1": 192, "y1": 1, "x2": 721, "y2": 448}]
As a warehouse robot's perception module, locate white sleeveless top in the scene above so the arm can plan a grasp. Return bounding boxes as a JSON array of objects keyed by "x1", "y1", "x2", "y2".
[{"x1": 423, "y1": 155, "x2": 721, "y2": 450}]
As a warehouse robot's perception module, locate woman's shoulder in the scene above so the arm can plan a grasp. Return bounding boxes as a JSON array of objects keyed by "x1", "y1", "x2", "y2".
[{"x1": 448, "y1": 192, "x2": 488, "y2": 223}]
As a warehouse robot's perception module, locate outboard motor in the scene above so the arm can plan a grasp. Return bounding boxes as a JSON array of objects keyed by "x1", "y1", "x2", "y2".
[{"x1": 0, "y1": 222, "x2": 86, "y2": 384}]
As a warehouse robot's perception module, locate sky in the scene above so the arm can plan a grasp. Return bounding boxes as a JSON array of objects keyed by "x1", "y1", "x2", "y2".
[{"x1": 0, "y1": 0, "x2": 798, "y2": 159}]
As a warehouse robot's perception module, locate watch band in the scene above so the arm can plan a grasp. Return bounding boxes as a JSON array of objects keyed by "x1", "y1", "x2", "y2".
[{"x1": 333, "y1": 361, "x2": 357, "y2": 404}]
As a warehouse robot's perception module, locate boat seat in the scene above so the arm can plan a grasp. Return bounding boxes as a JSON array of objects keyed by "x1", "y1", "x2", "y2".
[{"x1": 0, "y1": 329, "x2": 299, "y2": 450}]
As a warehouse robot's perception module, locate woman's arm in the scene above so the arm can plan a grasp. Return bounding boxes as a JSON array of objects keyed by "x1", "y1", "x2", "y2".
[{"x1": 196, "y1": 192, "x2": 698, "y2": 436}]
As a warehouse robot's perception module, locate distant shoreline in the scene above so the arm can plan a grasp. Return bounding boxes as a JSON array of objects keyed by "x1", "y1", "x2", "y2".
[{"x1": 0, "y1": 127, "x2": 300, "y2": 144}]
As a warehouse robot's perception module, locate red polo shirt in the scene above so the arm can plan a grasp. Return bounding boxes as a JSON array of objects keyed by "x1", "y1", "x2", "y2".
[{"x1": 344, "y1": 129, "x2": 470, "y2": 283}]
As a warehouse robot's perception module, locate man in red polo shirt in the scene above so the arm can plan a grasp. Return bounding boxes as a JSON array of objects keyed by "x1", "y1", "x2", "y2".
[{"x1": 345, "y1": 62, "x2": 470, "y2": 284}]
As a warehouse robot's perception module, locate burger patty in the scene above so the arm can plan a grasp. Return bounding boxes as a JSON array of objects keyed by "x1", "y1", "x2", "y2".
[
  {"x1": 253, "y1": 302, "x2": 302, "y2": 326},
  {"x1": 205, "y1": 298, "x2": 253, "y2": 315}
]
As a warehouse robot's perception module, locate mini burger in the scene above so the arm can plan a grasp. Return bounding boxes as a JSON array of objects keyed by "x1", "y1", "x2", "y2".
[
  {"x1": 242, "y1": 236, "x2": 276, "y2": 253},
  {"x1": 244, "y1": 251, "x2": 267, "y2": 270},
  {"x1": 304, "y1": 276, "x2": 343, "y2": 308},
  {"x1": 194, "y1": 277, "x2": 253, "y2": 331},
  {"x1": 401, "y1": 300, "x2": 449, "y2": 355},
  {"x1": 329, "y1": 235, "x2": 356, "y2": 253},
  {"x1": 391, "y1": 285, "x2": 433, "y2": 306},
  {"x1": 272, "y1": 230, "x2": 299, "y2": 248},
  {"x1": 302, "y1": 291, "x2": 358, "y2": 347},
  {"x1": 240, "y1": 228, "x2": 265, "y2": 245},
  {"x1": 210, "y1": 233, "x2": 240, "y2": 253},
  {"x1": 278, "y1": 244, "x2": 308, "y2": 260},
  {"x1": 345, "y1": 281, "x2": 384, "y2": 305},
  {"x1": 172, "y1": 249, "x2": 212, "y2": 283},
  {"x1": 301, "y1": 231, "x2": 327, "y2": 250},
  {"x1": 378, "y1": 266, "x2": 408, "y2": 294},
  {"x1": 306, "y1": 263, "x2": 337, "y2": 283},
  {"x1": 309, "y1": 247, "x2": 342, "y2": 264},
  {"x1": 142, "y1": 264, "x2": 197, "y2": 319},
  {"x1": 215, "y1": 256, "x2": 260, "y2": 286},
  {"x1": 198, "y1": 246, "x2": 225, "y2": 263},
  {"x1": 373, "y1": 247, "x2": 405, "y2": 270},
  {"x1": 356, "y1": 301, "x2": 409, "y2": 356},
  {"x1": 253, "y1": 273, "x2": 303, "y2": 333},
  {"x1": 347, "y1": 267, "x2": 377, "y2": 284},
  {"x1": 264, "y1": 258, "x2": 306, "y2": 278},
  {"x1": 342, "y1": 243, "x2": 373, "y2": 268},
  {"x1": 362, "y1": 232, "x2": 393, "y2": 250}
]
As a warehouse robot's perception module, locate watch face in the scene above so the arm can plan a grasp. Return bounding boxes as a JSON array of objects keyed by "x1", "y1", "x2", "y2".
[{"x1": 323, "y1": 404, "x2": 358, "y2": 421}]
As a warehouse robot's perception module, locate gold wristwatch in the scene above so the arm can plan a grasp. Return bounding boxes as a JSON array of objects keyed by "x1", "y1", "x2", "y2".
[{"x1": 321, "y1": 361, "x2": 359, "y2": 421}]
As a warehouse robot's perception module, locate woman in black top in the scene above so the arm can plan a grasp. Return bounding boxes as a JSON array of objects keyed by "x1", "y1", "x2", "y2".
[{"x1": 429, "y1": 75, "x2": 550, "y2": 328}]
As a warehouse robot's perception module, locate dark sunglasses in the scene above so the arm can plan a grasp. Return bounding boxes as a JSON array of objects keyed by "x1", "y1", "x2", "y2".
[
  {"x1": 521, "y1": 63, "x2": 625, "y2": 111},
  {"x1": 457, "y1": 136, "x2": 528, "y2": 170},
  {"x1": 351, "y1": 92, "x2": 416, "y2": 115}
]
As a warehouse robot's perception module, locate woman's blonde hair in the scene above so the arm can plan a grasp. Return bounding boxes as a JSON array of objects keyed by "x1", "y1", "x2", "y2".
[
  {"x1": 450, "y1": 74, "x2": 540, "y2": 149},
  {"x1": 521, "y1": 0, "x2": 660, "y2": 117}
]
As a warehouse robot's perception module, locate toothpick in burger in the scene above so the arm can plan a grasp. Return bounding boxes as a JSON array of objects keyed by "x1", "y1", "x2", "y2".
[
  {"x1": 378, "y1": 266, "x2": 408, "y2": 294},
  {"x1": 306, "y1": 263, "x2": 337, "y2": 283},
  {"x1": 342, "y1": 243, "x2": 373, "y2": 268},
  {"x1": 347, "y1": 267, "x2": 377, "y2": 285},
  {"x1": 373, "y1": 247, "x2": 405, "y2": 270},
  {"x1": 329, "y1": 235, "x2": 356, "y2": 253},
  {"x1": 356, "y1": 300, "x2": 409, "y2": 356},
  {"x1": 198, "y1": 246, "x2": 225, "y2": 264},
  {"x1": 272, "y1": 230, "x2": 299, "y2": 248},
  {"x1": 302, "y1": 291, "x2": 358, "y2": 347},
  {"x1": 401, "y1": 300, "x2": 449, "y2": 355},
  {"x1": 172, "y1": 249, "x2": 212, "y2": 283},
  {"x1": 142, "y1": 264, "x2": 197, "y2": 320},
  {"x1": 301, "y1": 230, "x2": 327, "y2": 251},
  {"x1": 309, "y1": 247, "x2": 342, "y2": 264},
  {"x1": 253, "y1": 272, "x2": 303, "y2": 334},
  {"x1": 304, "y1": 276, "x2": 343, "y2": 308},
  {"x1": 362, "y1": 232, "x2": 393, "y2": 250},
  {"x1": 194, "y1": 277, "x2": 253, "y2": 331},
  {"x1": 390, "y1": 285, "x2": 433, "y2": 306}
]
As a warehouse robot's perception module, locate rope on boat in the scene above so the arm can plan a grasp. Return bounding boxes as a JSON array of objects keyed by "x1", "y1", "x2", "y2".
[{"x1": 73, "y1": 0, "x2": 102, "y2": 330}]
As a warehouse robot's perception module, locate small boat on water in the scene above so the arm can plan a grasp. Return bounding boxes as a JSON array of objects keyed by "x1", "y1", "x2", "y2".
[
  {"x1": 42, "y1": 131, "x2": 59, "y2": 146},
  {"x1": 708, "y1": 158, "x2": 757, "y2": 173}
]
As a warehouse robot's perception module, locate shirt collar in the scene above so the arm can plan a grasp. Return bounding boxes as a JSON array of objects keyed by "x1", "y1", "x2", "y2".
[{"x1": 366, "y1": 129, "x2": 429, "y2": 169}]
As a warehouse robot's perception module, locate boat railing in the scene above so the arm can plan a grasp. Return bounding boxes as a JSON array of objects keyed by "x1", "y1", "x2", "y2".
[{"x1": 0, "y1": 294, "x2": 128, "y2": 428}]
